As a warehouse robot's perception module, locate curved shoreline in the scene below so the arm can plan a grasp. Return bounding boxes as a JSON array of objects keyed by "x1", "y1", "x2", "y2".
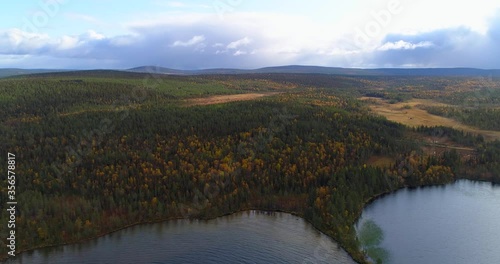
[
  {"x1": 1, "y1": 207, "x2": 363, "y2": 263},
  {"x1": 354, "y1": 178, "x2": 500, "y2": 263},
  {"x1": 2, "y1": 178, "x2": 493, "y2": 264}
]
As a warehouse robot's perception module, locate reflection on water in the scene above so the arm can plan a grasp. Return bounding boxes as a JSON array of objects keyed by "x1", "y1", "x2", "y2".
[
  {"x1": 6, "y1": 211, "x2": 356, "y2": 264},
  {"x1": 357, "y1": 220, "x2": 389, "y2": 264},
  {"x1": 357, "y1": 180, "x2": 500, "y2": 264}
]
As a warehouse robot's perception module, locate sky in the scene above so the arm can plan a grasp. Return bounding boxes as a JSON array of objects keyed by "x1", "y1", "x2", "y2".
[{"x1": 1, "y1": 0, "x2": 500, "y2": 69}]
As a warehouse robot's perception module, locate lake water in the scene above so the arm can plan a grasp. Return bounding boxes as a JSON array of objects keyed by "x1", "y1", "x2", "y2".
[
  {"x1": 356, "y1": 180, "x2": 500, "y2": 264},
  {"x1": 7, "y1": 211, "x2": 356, "y2": 264}
]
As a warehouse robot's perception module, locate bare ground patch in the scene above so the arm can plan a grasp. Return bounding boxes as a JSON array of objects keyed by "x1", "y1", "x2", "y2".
[
  {"x1": 366, "y1": 156, "x2": 394, "y2": 168},
  {"x1": 362, "y1": 97, "x2": 500, "y2": 141},
  {"x1": 185, "y1": 92, "x2": 280, "y2": 106}
]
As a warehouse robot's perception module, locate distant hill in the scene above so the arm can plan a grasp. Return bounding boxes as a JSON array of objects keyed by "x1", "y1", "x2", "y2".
[
  {"x1": 0, "y1": 68, "x2": 70, "y2": 78},
  {"x1": 127, "y1": 66, "x2": 248, "y2": 75},
  {"x1": 127, "y1": 65, "x2": 370, "y2": 75},
  {"x1": 2, "y1": 65, "x2": 500, "y2": 78},
  {"x1": 129, "y1": 65, "x2": 500, "y2": 77},
  {"x1": 14, "y1": 69, "x2": 150, "y2": 79},
  {"x1": 365, "y1": 67, "x2": 500, "y2": 77},
  {"x1": 128, "y1": 66, "x2": 194, "y2": 75}
]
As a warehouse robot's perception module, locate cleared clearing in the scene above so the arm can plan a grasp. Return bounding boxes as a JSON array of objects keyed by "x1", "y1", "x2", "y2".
[
  {"x1": 366, "y1": 155, "x2": 394, "y2": 168},
  {"x1": 361, "y1": 97, "x2": 500, "y2": 141},
  {"x1": 185, "y1": 92, "x2": 280, "y2": 106}
]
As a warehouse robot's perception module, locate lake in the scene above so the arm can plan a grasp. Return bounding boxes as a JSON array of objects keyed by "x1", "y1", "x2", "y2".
[
  {"x1": 356, "y1": 180, "x2": 500, "y2": 264},
  {"x1": 6, "y1": 211, "x2": 356, "y2": 264}
]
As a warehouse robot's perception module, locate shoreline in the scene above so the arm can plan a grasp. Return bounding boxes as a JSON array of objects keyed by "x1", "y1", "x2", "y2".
[
  {"x1": 350, "y1": 177, "x2": 496, "y2": 262},
  {"x1": 1, "y1": 206, "x2": 363, "y2": 263},
  {"x1": 0, "y1": 207, "x2": 301, "y2": 262},
  {"x1": 1, "y1": 178, "x2": 494, "y2": 264}
]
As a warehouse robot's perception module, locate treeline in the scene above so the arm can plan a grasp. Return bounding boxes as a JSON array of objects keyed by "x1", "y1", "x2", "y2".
[
  {"x1": 1, "y1": 75, "x2": 499, "y2": 263},
  {"x1": 415, "y1": 126, "x2": 500, "y2": 183},
  {"x1": 415, "y1": 125, "x2": 485, "y2": 146},
  {"x1": 419, "y1": 106, "x2": 500, "y2": 131},
  {"x1": 0, "y1": 74, "x2": 298, "y2": 122},
  {"x1": 434, "y1": 88, "x2": 500, "y2": 107}
]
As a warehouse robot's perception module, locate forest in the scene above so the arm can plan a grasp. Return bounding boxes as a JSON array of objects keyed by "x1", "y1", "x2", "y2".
[
  {"x1": 1, "y1": 71, "x2": 499, "y2": 263},
  {"x1": 418, "y1": 106, "x2": 500, "y2": 130}
]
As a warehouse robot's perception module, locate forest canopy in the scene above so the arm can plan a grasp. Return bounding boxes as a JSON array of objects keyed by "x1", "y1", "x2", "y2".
[{"x1": 1, "y1": 72, "x2": 499, "y2": 263}]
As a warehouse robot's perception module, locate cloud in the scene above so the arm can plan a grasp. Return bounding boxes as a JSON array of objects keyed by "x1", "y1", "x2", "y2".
[
  {"x1": 0, "y1": 29, "x2": 50, "y2": 55},
  {"x1": 57, "y1": 36, "x2": 79, "y2": 50},
  {"x1": 1, "y1": 10, "x2": 500, "y2": 69},
  {"x1": 378, "y1": 40, "x2": 434, "y2": 51},
  {"x1": 370, "y1": 24, "x2": 500, "y2": 68},
  {"x1": 0, "y1": 12, "x2": 352, "y2": 68},
  {"x1": 84, "y1": 30, "x2": 106, "y2": 40},
  {"x1": 233, "y1": 50, "x2": 247, "y2": 56},
  {"x1": 0, "y1": 29, "x2": 107, "y2": 55},
  {"x1": 171, "y1": 35, "x2": 205, "y2": 47},
  {"x1": 487, "y1": 10, "x2": 500, "y2": 42},
  {"x1": 227, "y1": 37, "x2": 252, "y2": 49}
]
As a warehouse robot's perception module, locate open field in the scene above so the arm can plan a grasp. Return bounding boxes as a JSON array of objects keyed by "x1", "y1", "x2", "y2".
[
  {"x1": 366, "y1": 155, "x2": 394, "y2": 168},
  {"x1": 361, "y1": 97, "x2": 500, "y2": 141},
  {"x1": 184, "y1": 92, "x2": 280, "y2": 106}
]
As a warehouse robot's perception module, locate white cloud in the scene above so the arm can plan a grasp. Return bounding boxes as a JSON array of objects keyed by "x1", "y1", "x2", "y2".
[
  {"x1": 84, "y1": 30, "x2": 106, "y2": 40},
  {"x1": 378, "y1": 40, "x2": 434, "y2": 51},
  {"x1": 171, "y1": 35, "x2": 205, "y2": 47},
  {"x1": 227, "y1": 37, "x2": 252, "y2": 49},
  {"x1": 0, "y1": 29, "x2": 50, "y2": 54},
  {"x1": 233, "y1": 50, "x2": 247, "y2": 56},
  {"x1": 2, "y1": 8, "x2": 500, "y2": 69},
  {"x1": 399, "y1": 0, "x2": 500, "y2": 35},
  {"x1": 57, "y1": 36, "x2": 79, "y2": 50}
]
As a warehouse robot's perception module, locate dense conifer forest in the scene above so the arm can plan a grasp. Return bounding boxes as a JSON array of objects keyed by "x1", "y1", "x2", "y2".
[{"x1": 1, "y1": 72, "x2": 499, "y2": 263}]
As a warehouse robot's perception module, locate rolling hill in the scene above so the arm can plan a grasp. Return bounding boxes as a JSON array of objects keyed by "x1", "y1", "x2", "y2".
[{"x1": 2, "y1": 65, "x2": 500, "y2": 78}]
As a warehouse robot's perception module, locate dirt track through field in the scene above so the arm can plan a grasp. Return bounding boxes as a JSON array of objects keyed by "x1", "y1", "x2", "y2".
[{"x1": 185, "y1": 92, "x2": 280, "y2": 106}]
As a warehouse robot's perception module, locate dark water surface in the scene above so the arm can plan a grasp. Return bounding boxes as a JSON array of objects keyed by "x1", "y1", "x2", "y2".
[
  {"x1": 357, "y1": 180, "x2": 500, "y2": 264},
  {"x1": 8, "y1": 211, "x2": 356, "y2": 264}
]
